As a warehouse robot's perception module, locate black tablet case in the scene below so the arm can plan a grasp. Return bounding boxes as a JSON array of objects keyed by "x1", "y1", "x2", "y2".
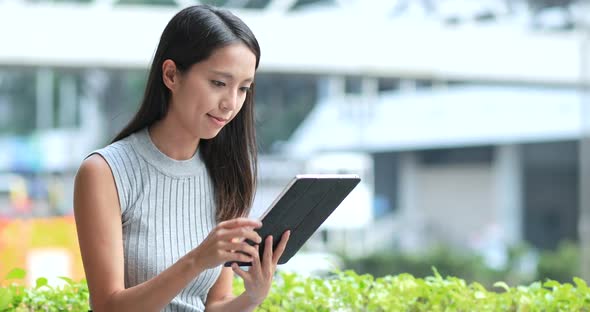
[{"x1": 226, "y1": 174, "x2": 361, "y2": 267}]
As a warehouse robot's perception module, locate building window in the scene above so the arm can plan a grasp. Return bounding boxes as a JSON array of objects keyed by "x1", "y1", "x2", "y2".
[
  {"x1": 345, "y1": 76, "x2": 362, "y2": 95},
  {"x1": 418, "y1": 146, "x2": 494, "y2": 166}
]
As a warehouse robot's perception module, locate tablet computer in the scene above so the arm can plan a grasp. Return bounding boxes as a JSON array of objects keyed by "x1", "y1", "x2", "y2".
[{"x1": 225, "y1": 173, "x2": 361, "y2": 267}]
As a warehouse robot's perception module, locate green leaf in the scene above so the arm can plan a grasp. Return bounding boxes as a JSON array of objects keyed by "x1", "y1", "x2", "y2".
[
  {"x1": 544, "y1": 280, "x2": 561, "y2": 289},
  {"x1": 0, "y1": 288, "x2": 13, "y2": 310},
  {"x1": 493, "y1": 281, "x2": 510, "y2": 293},
  {"x1": 431, "y1": 266, "x2": 442, "y2": 281},
  {"x1": 573, "y1": 277, "x2": 588, "y2": 290},
  {"x1": 57, "y1": 276, "x2": 74, "y2": 286},
  {"x1": 5, "y1": 268, "x2": 26, "y2": 280},
  {"x1": 474, "y1": 291, "x2": 486, "y2": 299},
  {"x1": 35, "y1": 277, "x2": 48, "y2": 289}
]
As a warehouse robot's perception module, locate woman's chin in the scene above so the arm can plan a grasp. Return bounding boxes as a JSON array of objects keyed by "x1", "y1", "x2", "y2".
[{"x1": 202, "y1": 129, "x2": 222, "y2": 140}]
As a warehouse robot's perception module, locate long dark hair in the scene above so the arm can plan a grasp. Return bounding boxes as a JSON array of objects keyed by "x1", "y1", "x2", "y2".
[{"x1": 112, "y1": 5, "x2": 260, "y2": 222}]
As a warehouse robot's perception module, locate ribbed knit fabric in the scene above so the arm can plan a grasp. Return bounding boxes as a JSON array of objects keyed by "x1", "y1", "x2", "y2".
[{"x1": 89, "y1": 127, "x2": 222, "y2": 312}]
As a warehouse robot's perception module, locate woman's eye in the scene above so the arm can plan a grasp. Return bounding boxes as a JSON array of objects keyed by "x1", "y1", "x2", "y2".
[
  {"x1": 211, "y1": 80, "x2": 225, "y2": 87},
  {"x1": 239, "y1": 86, "x2": 250, "y2": 93}
]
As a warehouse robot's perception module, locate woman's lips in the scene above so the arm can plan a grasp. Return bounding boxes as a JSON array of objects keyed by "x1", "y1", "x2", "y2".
[{"x1": 207, "y1": 114, "x2": 228, "y2": 126}]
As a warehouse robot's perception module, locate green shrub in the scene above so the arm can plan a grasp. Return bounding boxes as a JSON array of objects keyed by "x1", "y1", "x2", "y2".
[
  {"x1": 0, "y1": 268, "x2": 89, "y2": 311},
  {"x1": 233, "y1": 268, "x2": 590, "y2": 311},
  {"x1": 537, "y1": 240, "x2": 580, "y2": 283},
  {"x1": 3, "y1": 267, "x2": 590, "y2": 311},
  {"x1": 341, "y1": 245, "x2": 512, "y2": 288},
  {"x1": 342, "y1": 241, "x2": 584, "y2": 289}
]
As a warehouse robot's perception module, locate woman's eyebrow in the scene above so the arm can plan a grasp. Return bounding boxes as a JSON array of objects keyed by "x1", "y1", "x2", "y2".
[{"x1": 209, "y1": 70, "x2": 253, "y2": 83}]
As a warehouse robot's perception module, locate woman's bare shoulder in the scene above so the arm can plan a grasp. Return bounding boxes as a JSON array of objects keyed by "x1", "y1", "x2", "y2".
[
  {"x1": 79, "y1": 153, "x2": 110, "y2": 174},
  {"x1": 74, "y1": 153, "x2": 118, "y2": 206}
]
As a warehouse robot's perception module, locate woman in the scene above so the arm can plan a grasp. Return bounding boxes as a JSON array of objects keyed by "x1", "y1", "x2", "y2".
[{"x1": 73, "y1": 5, "x2": 290, "y2": 312}]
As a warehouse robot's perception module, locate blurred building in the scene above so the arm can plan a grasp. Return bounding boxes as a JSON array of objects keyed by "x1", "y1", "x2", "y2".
[
  {"x1": 285, "y1": 85, "x2": 583, "y2": 256},
  {"x1": 1, "y1": 0, "x2": 589, "y2": 262}
]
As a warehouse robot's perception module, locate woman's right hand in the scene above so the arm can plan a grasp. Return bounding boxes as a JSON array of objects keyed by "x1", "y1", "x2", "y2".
[{"x1": 188, "y1": 218, "x2": 263, "y2": 270}]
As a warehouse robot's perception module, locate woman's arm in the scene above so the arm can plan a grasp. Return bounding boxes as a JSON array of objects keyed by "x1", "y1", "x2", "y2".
[
  {"x1": 74, "y1": 154, "x2": 207, "y2": 312},
  {"x1": 204, "y1": 268, "x2": 258, "y2": 312}
]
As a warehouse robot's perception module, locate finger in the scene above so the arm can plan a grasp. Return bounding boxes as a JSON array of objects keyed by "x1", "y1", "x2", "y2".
[
  {"x1": 263, "y1": 235, "x2": 273, "y2": 269},
  {"x1": 272, "y1": 230, "x2": 291, "y2": 265},
  {"x1": 223, "y1": 242, "x2": 258, "y2": 258},
  {"x1": 251, "y1": 244, "x2": 262, "y2": 272},
  {"x1": 232, "y1": 263, "x2": 250, "y2": 281},
  {"x1": 245, "y1": 244, "x2": 261, "y2": 277},
  {"x1": 218, "y1": 218, "x2": 262, "y2": 230},
  {"x1": 224, "y1": 250, "x2": 253, "y2": 264},
  {"x1": 219, "y1": 227, "x2": 262, "y2": 245}
]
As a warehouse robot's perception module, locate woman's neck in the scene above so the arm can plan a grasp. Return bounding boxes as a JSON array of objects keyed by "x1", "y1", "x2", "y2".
[{"x1": 148, "y1": 118, "x2": 200, "y2": 161}]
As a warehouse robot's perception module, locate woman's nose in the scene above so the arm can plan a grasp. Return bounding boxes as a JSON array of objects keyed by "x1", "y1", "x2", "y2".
[{"x1": 221, "y1": 90, "x2": 239, "y2": 111}]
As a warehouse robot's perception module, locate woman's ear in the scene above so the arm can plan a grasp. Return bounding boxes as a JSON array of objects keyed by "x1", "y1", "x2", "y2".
[{"x1": 162, "y1": 59, "x2": 179, "y2": 92}]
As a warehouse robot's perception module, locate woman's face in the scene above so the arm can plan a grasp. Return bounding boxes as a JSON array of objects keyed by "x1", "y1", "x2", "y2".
[{"x1": 165, "y1": 42, "x2": 257, "y2": 139}]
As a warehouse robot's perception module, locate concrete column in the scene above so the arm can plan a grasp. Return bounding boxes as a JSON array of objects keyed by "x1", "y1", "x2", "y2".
[
  {"x1": 318, "y1": 75, "x2": 345, "y2": 102},
  {"x1": 361, "y1": 76, "x2": 378, "y2": 110},
  {"x1": 494, "y1": 145, "x2": 523, "y2": 246},
  {"x1": 58, "y1": 75, "x2": 77, "y2": 128},
  {"x1": 36, "y1": 68, "x2": 54, "y2": 130},
  {"x1": 398, "y1": 152, "x2": 421, "y2": 252},
  {"x1": 580, "y1": 103, "x2": 590, "y2": 281},
  {"x1": 579, "y1": 26, "x2": 590, "y2": 281},
  {"x1": 361, "y1": 77, "x2": 378, "y2": 98},
  {"x1": 399, "y1": 79, "x2": 417, "y2": 93}
]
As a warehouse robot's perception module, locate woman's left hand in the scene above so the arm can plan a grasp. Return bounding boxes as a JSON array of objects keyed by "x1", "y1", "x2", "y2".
[{"x1": 231, "y1": 230, "x2": 291, "y2": 306}]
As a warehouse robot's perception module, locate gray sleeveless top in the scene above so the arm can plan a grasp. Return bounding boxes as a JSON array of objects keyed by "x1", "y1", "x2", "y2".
[{"x1": 90, "y1": 127, "x2": 222, "y2": 312}]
